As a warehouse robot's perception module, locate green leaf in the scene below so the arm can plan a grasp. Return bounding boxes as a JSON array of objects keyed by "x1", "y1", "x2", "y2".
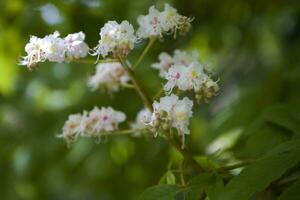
[
  {"x1": 185, "y1": 173, "x2": 224, "y2": 200},
  {"x1": 185, "y1": 173, "x2": 213, "y2": 200},
  {"x1": 139, "y1": 184, "x2": 181, "y2": 200},
  {"x1": 215, "y1": 144, "x2": 300, "y2": 200},
  {"x1": 237, "y1": 123, "x2": 291, "y2": 158},
  {"x1": 166, "y1": 171, "x2": 176, "y2": 185},
  {"x1": 265, "y1": 139, "x2": 300, "y2": 156},
  {"x1": 206, "y1": 175, "x2": 224, "y2": 200},
  {"x1": 279, "y1": 179, "x2": 300, "y2": 200},
  {"x1": 262, "y1": 104, "x2": 300, "y2": 135}
]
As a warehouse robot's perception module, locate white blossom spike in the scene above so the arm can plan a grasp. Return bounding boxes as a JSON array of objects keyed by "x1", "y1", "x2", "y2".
[
  {"x1": 149, "y1": 94, "x2": 193, "y2": 146},
  {"x1": 91, "y1": 21, "x2": 136, "y2": 58},
  {"x1": 64, "y1": 31, "x2": 89, "y2": 59},
  {"x1": 88, "y1": 62, "x2": 129, "y2": 92}
]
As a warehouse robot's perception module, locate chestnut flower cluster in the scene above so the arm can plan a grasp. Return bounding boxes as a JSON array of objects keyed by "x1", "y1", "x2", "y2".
[
  {"x1": 137, "y1": 4, "x2": 192, "y2": 39},
  {"x1": 58, "y1": 107, "x2": 126, "y2": 145},
  {"x1": 21, "y1": 4, "x2": 219, "y2": 147},
  {"x1": 20, "y1": 31, "x2": 89, "y2": 69},
  {"x1": 88, "y1": 62, "x2": 130, "y2": 92},
  {"x1": 150, "y1": 94, "x2": 193, "y2": 146},
  {"x1": 152, "y1": 50, "x2": 219, "y2": 102},
  {"x1": 91, "y1": 21, "x2": 136, "y2": 59}
]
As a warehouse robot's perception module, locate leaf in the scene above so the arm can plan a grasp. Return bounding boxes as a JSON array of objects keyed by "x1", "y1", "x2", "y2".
[
  {"x1": 139, "y1": 184, "x2": 181, "y2": 200},
  {"x1": 185, "y1": 173, "x2": 224, "y2": 200},
  {"x1": 159, "y1": 171, "x2": 176, "y2": 185},
  {"x1": 215, "y1": 144, "x2": 300, "y2": 200},
  {"x1": 237, "y1": 123, "x2": 291, "y2": 158},
  {"x1": 206, "y1": 175, "x2": 224, "y2": 200},
  {"x1": 265, "y1": 139, "x2": 300, "y2": 156},
  {"x1": 185, "y1": 173, "x2": 213, "y2": 200},
  {"x1": 279, "y1": 179, "x2": 300, "y2": 200},
  {"x1": 262, "y1": 104, "x2": 300, "y2": 135},
  {"x1": 166, "y1": 171, "x2": 176, "y2": 185}
]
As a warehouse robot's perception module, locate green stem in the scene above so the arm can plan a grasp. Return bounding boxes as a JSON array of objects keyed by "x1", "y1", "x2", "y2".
[
  {"x1": 153, "y1": 87, "x2": 164, "y2": 100},
  {"x1": 133, "y1": 37, "x2": 156, "y2": 69},
  {"x1": 101, "y1": 129, "x2": 143, "y2": 136},
  {"x1": 122, "y1": 83, "x2": 135, "y2": 89},
  {"x1": 166, "y1": 135, "x2": 205, "y2": 173},
  {"x1": 118, "y1": 56, "x2": 153, "y2": 111},
  {"x1": 71, "y1": 58, "x2": 118, "y2": 64}
]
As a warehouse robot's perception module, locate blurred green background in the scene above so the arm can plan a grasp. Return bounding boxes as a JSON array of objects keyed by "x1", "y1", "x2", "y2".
[{"x1": 0, "y1": 0, "x2": 299, "y2": 199}]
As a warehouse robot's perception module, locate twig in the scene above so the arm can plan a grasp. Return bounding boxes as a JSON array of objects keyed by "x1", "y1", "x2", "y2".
[
  {"x1": 118, "y1": 56, "x2": 153, "y2": 111},
  {"x1": 166, "y1": 135, "x2": 205, "y2": 173},
  {"x1": 133, "y1": 37, "x2": 156, "y2": 69}
]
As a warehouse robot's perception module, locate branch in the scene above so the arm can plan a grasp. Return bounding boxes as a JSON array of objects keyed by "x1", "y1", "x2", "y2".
[
  {"x1": 166, "y1": 135, "x2": 206, "y2": 173},
  {"x1": 71, "y1": 58, "x2": 118, "y2": 64},
  {"x1": 133, "y1": 37, "x2": 156, "y2": 69},
  {"x1": 118, "y1": 56, "x2": 153, "y2": 111}
]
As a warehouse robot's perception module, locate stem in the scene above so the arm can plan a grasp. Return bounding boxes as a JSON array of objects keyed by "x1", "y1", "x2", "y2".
[
  {"x1": 167, "y1": 135, "x2": 205, "y2": 173},
  {"x1": 153, "y1": 86, "x2": 164, "y2": 100},
  {"x1": 71, "y1": 58, "x2": 118, "y2": 64},
  {"x1": 122, "y1": 83, "x2": 135, "y2": 89},
  {"x1": 216, "y1": 159, "x2": 256, "y2": 172},
  {"x1": 133, "y1": 37, "x2": 156, "y2": 69},
  {"x1": 118, "y1": 56, "x2": 153, "y2": 111},
  {"x1": 101, "y1": 129, "x2": 143, "y2": 136}
]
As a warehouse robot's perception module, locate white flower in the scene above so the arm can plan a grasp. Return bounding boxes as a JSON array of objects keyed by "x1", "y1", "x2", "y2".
[
  {"x1": 92, "y1": 21, "x2": 136, "y2": 58},
  {"x1": 20, "y1": 36, "x2": 46, "y2": 69},
  {"x1": 171, "y1": 97, "x2": 193, "y2": 136},
  {"x1": 59, "y1": 107, "x2": 126, "y2": 145},
  {"x1": 64, "y1": 31, "x2": 89, "y2": 59},
  {"x1": 85, "y1": 107, "x2": 126, "y2": 135},
  {"x1": 152, "y1": 52, "x2": 174, "y2": 77},
  {"x1": 173, "y1": 50, "x2": 198, "y2": 66},
  {"x1": 152, "y1": 50, "x2": 198, "y2": 78},
  {"x1": 88, "y1": 62, "x2": 129, "y2": 92},
  {"x1": 131, "y1": 108, "x2": 152, "y2": 130},
  {"x1": 154, "y1": 50, "x2": 219, "y2": 102},
  {"x1": 59, "y1": 113, "x2": 87, "y2": 145},
  {"x1": 136, "y1": 4, "x2": 192, "y2": 39},
  {"x1": 39, "y1": 31, "x2": 66, "y2": 62},
  {"x1": 160, "y1": 4, "x2": 192, "y2": 36},
  {"x1": 164, "y1": 62, "x2": 205, "y2": 92},
  {"x1": 150, "y1": 94, "x2": 193, "y2": 145},
  {"x1": 136, "y1": 6, "x2": 163, "y2": 39}
]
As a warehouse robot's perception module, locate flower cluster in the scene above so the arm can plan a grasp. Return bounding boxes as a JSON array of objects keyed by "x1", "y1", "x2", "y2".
[
  {"x1": 152, "y1": 50, "x2": 219, "y2": 102},
  {"x1": 137, "y1": 4, "x2": 192, "y2": 39},
  {"x1": 88, "y1": 62, "x2": 130, "y2": 92},
  {"x1": 152, "y1": 50, "x2": 198, "y2": 77},
  {"x1": 21, "y1": 4, "x2": 220, "y2": 148},
  {"x1": 91, "y1": 21, "x2": 136, "y2": 59},
  {"x1": 20, "y1": 31, "x2": 89, "y2": 69},
  {"x1": 59, "y1": 107, "x2": 126, "y2": 145},
  {"x1": 149, "y1": 94, "x2": 193, "y2": 146}
]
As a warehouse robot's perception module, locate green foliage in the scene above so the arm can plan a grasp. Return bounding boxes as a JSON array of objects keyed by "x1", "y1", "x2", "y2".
[
  {"x1": 215, "y1": 141, "x2": 300, "y2": 200},
  {"x1": 279, "y1": 179, "x2": 300, "y2": 200},
  {"x1": 262, "y1": 104, "x2": 300, "y2": 135},
  {"x1": 185, "y1": 173, "x2": 224, "y2": 200},
  {"x1": 139, "y1": 184, "x2": 181, "y2": 200}
]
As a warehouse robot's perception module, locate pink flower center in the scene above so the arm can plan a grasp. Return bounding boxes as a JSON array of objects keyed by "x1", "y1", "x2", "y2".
[
  {"x1": 150, "y1": 17, "x2": 159, "y2": 28},
  {"x1": 103, "y1": 116, "x2": 108, "y2": 121}
]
